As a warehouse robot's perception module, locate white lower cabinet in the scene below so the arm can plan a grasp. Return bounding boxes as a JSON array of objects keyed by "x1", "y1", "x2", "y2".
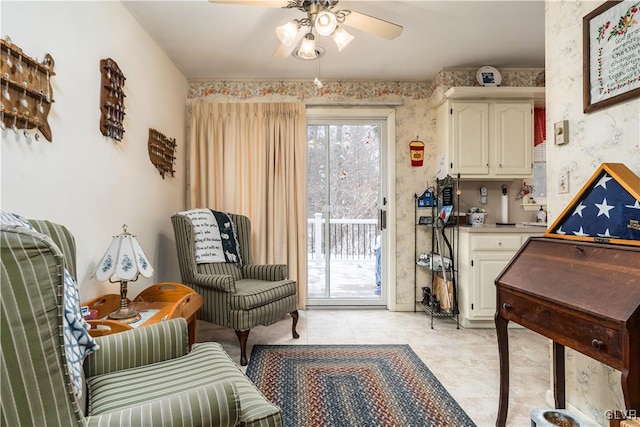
[{"x1": 458, "y1": 229, "x2": 541, "y2": 328}]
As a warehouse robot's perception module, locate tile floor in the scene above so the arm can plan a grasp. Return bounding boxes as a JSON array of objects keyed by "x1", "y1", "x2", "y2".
[{"x1": 197, "y1": 309, "x2": 550, "y2": 427}]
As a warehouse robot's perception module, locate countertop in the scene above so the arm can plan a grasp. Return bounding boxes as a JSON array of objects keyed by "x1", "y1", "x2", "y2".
[{"x1": 459, "y1": 223, "x2": 547, "y2": 233}]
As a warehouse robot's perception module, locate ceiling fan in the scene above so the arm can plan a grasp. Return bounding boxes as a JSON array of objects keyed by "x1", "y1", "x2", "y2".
[{"x1": 209, "y1": 0, "x2": 403, "y2": 60}]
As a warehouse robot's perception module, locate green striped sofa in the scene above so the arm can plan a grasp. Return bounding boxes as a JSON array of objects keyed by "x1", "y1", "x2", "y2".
[
  {"x1": 1, "y1": 220, "x2": 283, "y2": 427},
  {"x1": 171, "y1": 212, "x2": 299, "y2": 366}
]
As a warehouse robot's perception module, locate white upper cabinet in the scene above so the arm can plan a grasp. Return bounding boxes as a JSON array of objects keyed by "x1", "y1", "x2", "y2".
[
  {"x1": 493, "y1": 102, "x2": 533, "y2": 176},
  {"x1": 452, "y1": 102, "x2": 490, "y2": 175},
  {"x1": 436, "y1": 87, "x2": 543, "y2": 180}
]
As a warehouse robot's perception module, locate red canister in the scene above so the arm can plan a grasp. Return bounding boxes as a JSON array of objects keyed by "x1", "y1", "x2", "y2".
[{"x1": 410, "y1": 140, "x2": 425, "y2": 166}]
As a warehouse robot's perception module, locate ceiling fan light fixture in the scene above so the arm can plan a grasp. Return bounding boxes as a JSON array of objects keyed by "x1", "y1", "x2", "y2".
[
  {"x1": 315, "y1": 10, "x2": 337, "y2": 36},
  {"x1": 276, "y1": 20, "x2": 301, "y2": 46},
  {"x1": 331, "y1": 26, "x2": 354, "y2": 51},
  {"x1": 297, "y1": 33, "x2": 317, "y2": 60}
]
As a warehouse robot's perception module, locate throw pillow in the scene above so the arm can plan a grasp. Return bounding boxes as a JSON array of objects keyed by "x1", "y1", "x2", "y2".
[{"x1": 62, "y1": 269, "x2": 99, "y2": 402}]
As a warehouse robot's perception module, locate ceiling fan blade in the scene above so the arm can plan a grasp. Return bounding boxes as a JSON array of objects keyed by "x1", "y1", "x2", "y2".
[
  {"x1": 272, "y1": 29, "x2": 306, "y2": 59},
  {"x1": 340, "y1": 10, "x2": 403, "y2": 40},
  {"x1": 273, "y1": 42, "x2": 296, "y2": 59},
  {"x1": 208, "y1": 0, "x2": 287, "y2": 7}
]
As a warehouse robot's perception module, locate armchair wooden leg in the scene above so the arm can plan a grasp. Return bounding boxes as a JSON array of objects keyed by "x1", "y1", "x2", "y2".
[
  {"x1": 235, "y1": 329, "x2": 250, "y2": 366},
  {"x1": 291, "y1": 310, "x2": 300, "y2": 339}
]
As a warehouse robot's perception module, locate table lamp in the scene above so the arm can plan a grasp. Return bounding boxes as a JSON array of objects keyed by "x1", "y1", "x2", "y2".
[{"x1": 93, "y1": 224, "x2": 154, "y2": 323}]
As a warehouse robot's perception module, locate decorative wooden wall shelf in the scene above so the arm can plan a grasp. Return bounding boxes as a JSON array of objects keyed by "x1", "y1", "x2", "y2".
[
  {"x1": 148, "y1": 128, "x2": 176, "y2": 179},
  {"x1": 99, "y1": 58, "x2": 126, "y2": 141},
  {"x1": 0, "y1": 36, "x2": 55, "y2": 142}
]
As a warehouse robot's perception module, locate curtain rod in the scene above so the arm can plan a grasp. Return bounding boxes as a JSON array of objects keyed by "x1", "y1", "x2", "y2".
[{"x1": 305, "y1": 100, "x2": 403, "y2": 107}]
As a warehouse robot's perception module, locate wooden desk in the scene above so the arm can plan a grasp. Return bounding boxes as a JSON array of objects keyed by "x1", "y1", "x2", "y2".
[
  {"x1": 494, "y1": 238, "x2": 640, "y2": 427},
  {"x1": 84, "y1": 282, "x2": 204, "y2": 346}
]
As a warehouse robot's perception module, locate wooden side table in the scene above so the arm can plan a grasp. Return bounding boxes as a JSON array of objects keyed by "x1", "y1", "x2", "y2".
[{"x1": 84, "y1": 282, "x2": 204, "y2": 346}]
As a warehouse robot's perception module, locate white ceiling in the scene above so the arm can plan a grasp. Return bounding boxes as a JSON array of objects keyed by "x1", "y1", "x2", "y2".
[{"x1": 122, "y1": 0, "x2": 545, "y2": 81}]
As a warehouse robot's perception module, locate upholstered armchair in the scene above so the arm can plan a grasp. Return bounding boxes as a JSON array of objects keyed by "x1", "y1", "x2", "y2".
[
  {"x1": 1, "y1": 219, "x2": 283, "y2": 426},
  {"x1": 172, "y1": 210, "x2": 299, "y2": 366}
]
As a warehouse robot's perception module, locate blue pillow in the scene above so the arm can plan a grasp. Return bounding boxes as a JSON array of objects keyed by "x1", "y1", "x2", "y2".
[
  {"x1": 62, "y1": 269, "x2": 99, "y2": 401},
  {"x1": 0, "y1": 210, "x2": 99, "y2": 402}
]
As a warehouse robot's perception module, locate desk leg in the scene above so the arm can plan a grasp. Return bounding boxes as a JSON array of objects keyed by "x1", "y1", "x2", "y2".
[
  {"x1": 495, "y1": 313, "x2": 509, "y2": 427},
  {"x1": 553, "y1": 342, "x2": 565, "y2": 409},
  {"x1": 622, "y1": 335, "x2": 640, "y2": 414}
]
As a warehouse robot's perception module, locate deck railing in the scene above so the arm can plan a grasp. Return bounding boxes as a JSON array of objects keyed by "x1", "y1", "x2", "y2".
[{"x1": 308, "y1": 213, "x2": 379, "y2": 265}]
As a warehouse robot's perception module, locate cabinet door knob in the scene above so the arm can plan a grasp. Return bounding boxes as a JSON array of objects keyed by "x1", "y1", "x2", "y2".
[
  {"x1": 502, "y1": 303, "x2": 512, "y2": 311},
  {"x1": 499, "y1": 163, "x2": 503, "y2": 167},
  {"x1": 497, "y1": 241, "x2": 503, "y2": 246},
  {"x1": 591, "y1": 339, "x2": 604, "y2": 351}
]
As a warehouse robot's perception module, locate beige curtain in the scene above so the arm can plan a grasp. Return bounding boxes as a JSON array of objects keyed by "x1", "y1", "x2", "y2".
[{"x1": 188, "y1": 102, "x2": 307, "y2": 308}]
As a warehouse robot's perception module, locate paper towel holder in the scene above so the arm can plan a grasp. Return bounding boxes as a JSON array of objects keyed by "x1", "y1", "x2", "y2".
[{"x1": 497, "y1": 184, "x2": 516, "y2": 226}]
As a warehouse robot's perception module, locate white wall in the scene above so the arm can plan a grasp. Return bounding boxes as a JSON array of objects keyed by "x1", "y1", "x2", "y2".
[
  {"x1": 546, "y1": 1, "x2": 640, "y2": 425},
  {"x1": 0, "y1": 1, "x2": 189, "y2": 302}
]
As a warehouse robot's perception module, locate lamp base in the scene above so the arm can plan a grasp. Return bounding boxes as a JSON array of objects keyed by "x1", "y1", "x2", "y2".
[{"x1": 108, "y1": 307, "x2": 141, "y2": 324}]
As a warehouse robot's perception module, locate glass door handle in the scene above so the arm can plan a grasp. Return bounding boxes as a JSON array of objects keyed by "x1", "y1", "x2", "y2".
[{"x1": 379, "y1": 209, "x2": 387, "y2": 230}]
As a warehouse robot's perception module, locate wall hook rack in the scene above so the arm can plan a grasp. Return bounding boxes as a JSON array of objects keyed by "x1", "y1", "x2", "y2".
[
  {"x1": 0, "y1": 36, "x2": 55, "y2": 142},
  {"x1": 148, "y1": 128, "x2": 176, "y2": 179},
  {"x1": 99, "y1": 58, "x2": 126, "y2": 141}
]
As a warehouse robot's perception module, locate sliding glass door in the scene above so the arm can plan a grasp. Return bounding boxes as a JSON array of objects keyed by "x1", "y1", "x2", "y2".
[{"x1": 306, "y1": 110, "x2": 390, "y2": 306}]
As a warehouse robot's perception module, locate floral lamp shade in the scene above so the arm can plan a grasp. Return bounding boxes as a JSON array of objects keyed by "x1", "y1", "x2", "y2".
[
  {"x1": 93, "y1": 225, "x2": 154, "y2": 323},
  {"x1": 94, "y1": 225, "x2": 154, "y2": 282}
]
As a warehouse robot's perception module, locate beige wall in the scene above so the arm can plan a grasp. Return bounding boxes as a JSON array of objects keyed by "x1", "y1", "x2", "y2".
[
  {"x1": 0, "y1": 2, "x2": 189, "y2": 302},
  {"x1": 546, "y1": 1, "x2": 640, "y2": 425}
]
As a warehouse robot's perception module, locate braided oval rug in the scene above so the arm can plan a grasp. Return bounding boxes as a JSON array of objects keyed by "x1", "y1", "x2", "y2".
[{"x1": 246, "y1": 344, "x2": 476, "y2": 427}]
